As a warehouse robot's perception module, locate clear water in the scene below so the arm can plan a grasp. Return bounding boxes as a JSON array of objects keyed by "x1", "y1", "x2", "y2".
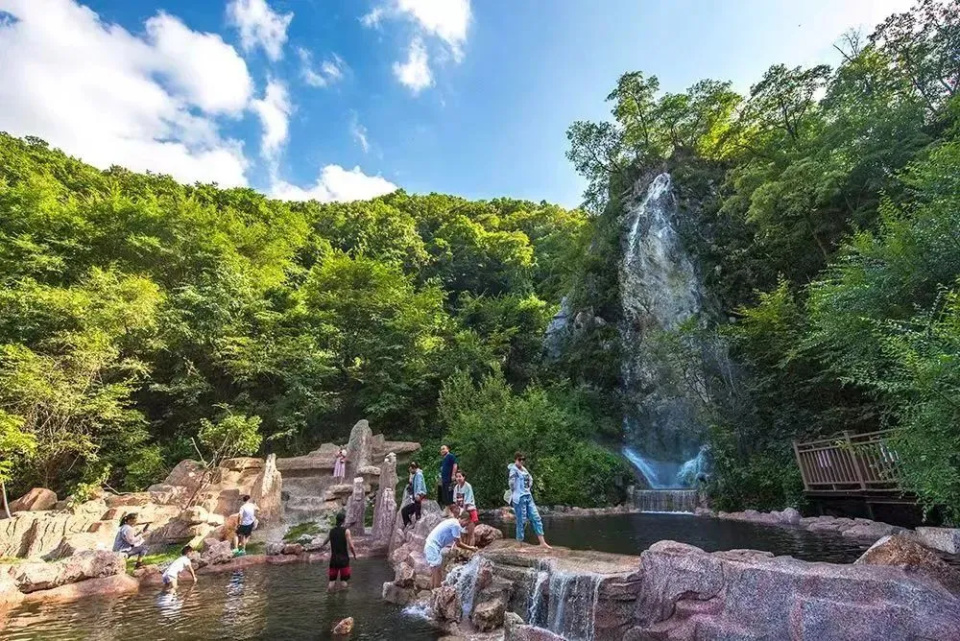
[
  {"x1": 0, "y1": 560, "x2": 441, "y2": 641},
  {"x1": 503, "y1": 512, "x2": 874, "y2": 563}
]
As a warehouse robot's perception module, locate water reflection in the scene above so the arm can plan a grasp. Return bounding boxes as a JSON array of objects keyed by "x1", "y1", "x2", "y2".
[{"x1": 1, "y1": 560, "x2": 441, "y2": 641}]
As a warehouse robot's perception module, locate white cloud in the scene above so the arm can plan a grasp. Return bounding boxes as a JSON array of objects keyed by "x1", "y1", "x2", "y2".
[
  {"x1": 251, "y1": 79, "x2": 292, "y2": 161},
  {"x1": 392, "y1": 37, "x2": 433, "y2": 94},
  {"x1": 360, "y1": 6, "x2": 384, "y2": 29},
  {"x1": 146, "y1": 12, "x2": 252, "y2": 115},
  {"x1": 395, "y1": 0, "x2": 470, "y2": 61},
  {"x1": 0, "y1": 0, "x2": 248, "y2": 186},
  {"x1": 227, "y1": 0, "x2": 293, "y2": 61},
  {"x1": 350, "y1": 113, "x2": 370, "y2": 153},
  {"x1": 297, "y1": 47, "x2": 346, "y2": 88},
  {"x1": 271, "y1": 165, "x2": 397, "y2": 203}
]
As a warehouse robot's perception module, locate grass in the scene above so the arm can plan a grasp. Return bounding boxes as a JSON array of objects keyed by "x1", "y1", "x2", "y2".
[
  {"x1": 0, "y1": 556, "x2": 24, "y2": 565},
  {"x1": 125, "y1": 544, "x2": 183, "y2": 573},
  {"x1": 283, "y1": 521, "x2": 323, "y2": 543}
]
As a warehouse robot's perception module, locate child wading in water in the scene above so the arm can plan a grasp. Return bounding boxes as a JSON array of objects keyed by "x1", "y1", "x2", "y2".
[
  {"x1": 317, "y1": 512, "x2": 357, "y2": 591},
  {"x1": 162, "y1": 545, "x2": 197, "y2": 591}
]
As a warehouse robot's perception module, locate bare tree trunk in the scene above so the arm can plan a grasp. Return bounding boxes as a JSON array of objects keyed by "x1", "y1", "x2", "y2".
[{"x1": 1, "y1": 481, "x2": 11, "y2": 519}]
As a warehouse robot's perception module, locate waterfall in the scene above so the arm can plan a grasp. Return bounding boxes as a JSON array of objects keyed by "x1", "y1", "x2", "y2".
[
  {"x1": 619, "y1": 172, "x2": 720, "y2": 488},
  {"x1": 529, "y1": 565, "x2": 604, "y2": 641},
  {"x1": 632, "y1": 489, "x2": 698, "y2": 513},
  {"x1": 444, "y1": 555, "x2": 482, "y2": 621}
]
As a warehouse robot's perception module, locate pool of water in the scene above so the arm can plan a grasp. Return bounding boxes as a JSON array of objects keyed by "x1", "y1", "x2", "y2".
[
  {"x1": 501, "y1": 512, "x2": 874, "y2": 563},
  {"x1": 0, "y1": 560, "x2": 440, "y2": 641}
]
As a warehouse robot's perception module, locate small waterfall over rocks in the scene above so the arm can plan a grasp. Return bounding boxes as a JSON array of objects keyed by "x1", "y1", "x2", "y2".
[
  {"x1": 522, "y1": 559, "x2": 604, "y2": 641},
  {"x1": 445, "y1": 555, "x2": 483, "y2": 621},
  {"x1": 619, "y1": 172, "x2": 722, "y2": 488}
]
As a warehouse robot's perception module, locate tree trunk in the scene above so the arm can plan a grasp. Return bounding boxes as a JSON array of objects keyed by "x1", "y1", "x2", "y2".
[{"x1": 1, "y1": 481, "x2": 11, "y2": 519}]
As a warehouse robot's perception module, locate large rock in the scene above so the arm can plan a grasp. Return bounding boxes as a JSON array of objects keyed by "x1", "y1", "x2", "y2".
[
  {"x1": 21, "y1": 573, "x2": 139, "y2": 604},
  {"x1": 344, "y1": 477, "x2": 366, "y2": 537},
  {"x1": 916, "y1": 527, "x2": 960, "y2": 555},
  {"x1": 0, "y1": 570, "x2": 24, "y2": 609},
  {"x1": 371, "y1": 453, "x2": 398, "y2": 547},
  {"x1": 9, "y1": 488, "x2": 58, "y2": 513},
  {"x1": 842, "y1": 521, "x2": 896, "y2": 541},
  {"x1": 12, "y1": 550, "x2": 124, "y2": 593},
  {"x1": 433, "y1": 584, "x2": 461, "y2": 622},
  {"x1": 46, "y1": 532, "x2": 113, "y2": 560},
  {"x1": 504, "y1": 613, "x2": 567, "y2": 641},
  {"x1": 251, "y1": 453, "x2": 283, "y2": 524},
  {"x1": 159, "y1": 460, "x2": 206, "y2": 495},
  {"x1": 331, "y1": 617, "x2": 354, "y2": 636},
  {"x1": 635, "y1": 539, "x2": 960, "y2": 641},
  {"x1": 200, "y1": 539, "x2": 234, "y2": 566},
  {"x1": 474, "y1": 524, "x2": 503, "y2": 549},
  {"x1": 0, "y1": 507, "x2": 107, "y2": 559},
  {"x1": 856, "y1": 534, "x2": 960, "y2": 594},
  {"x1": 346, "y1": 419, "x2": 374, "y2": 475}
]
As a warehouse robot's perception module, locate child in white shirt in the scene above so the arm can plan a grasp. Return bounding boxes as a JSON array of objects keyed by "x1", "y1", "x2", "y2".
[{"x1": 162, "y1": 545, "x2": 197, "y2": 591}]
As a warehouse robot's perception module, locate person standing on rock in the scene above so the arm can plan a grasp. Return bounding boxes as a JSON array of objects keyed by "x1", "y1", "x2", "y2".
[
  {"x1": 401, "y1": 461, "x2": 427, "y2": 529},
  {"x1": 424, "y1": 504, "x2": 477, "y2": 588},
  {"x1": 162, "y1": 545, "x2": 197, "y2": 591},
  {"x1": 235, "y1": 495, "x2": 259, "y2": 556},
  {"x1": 453, "y1": 469, "x2": 478, "y2": 546},
  {"x1": 113, "y1": 513, "x2": 149, "y2": 568},
  {"x1": 333, "y1": 445, "x2": 347, "y2": 482},
  {"x1": 317, "y1": 512, "x2": 357, "y2": 591},
  {"x1": 508, "y1": 452, "x2": 550, "y2": 548},
  {"x1": 438, "y1": 444, "x2": 458, "y2": 509}
]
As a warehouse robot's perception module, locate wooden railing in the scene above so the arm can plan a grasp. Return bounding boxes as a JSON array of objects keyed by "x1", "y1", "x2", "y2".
[{"x1": 793, "y1": 429, "x2": 904, "y2": 495}]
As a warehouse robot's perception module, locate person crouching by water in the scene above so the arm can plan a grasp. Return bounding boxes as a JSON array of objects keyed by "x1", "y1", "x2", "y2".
[
  {"x1": 113, "y1": 513, "x2": 149, "y2": 568},
  {"x1": 401, "y1": 461, "x2": 427, "y2": 529},
  {"x1": 508, "y1": 452, "x2": 551, "y2": 548},
  {"x1": 453, "y1": 469, "x2": 478, "y2": 546},
  {"x1": 424, "y1": 504, "x2": 477, "y2": 588},
  {"x1": 234, "y1": 494, "x2": 259, "y2": 556},
  {"x1": 162, "y1": 545, "x2": 197, "y2": 591},
  {"x1": 317, "y1": 512, "x2": 357, "y2": 591}
]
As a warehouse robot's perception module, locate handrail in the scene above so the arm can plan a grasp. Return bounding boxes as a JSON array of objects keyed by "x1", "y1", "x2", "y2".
[{"x1": 793, "y1": 429, "x2": 904, "y2": 494}]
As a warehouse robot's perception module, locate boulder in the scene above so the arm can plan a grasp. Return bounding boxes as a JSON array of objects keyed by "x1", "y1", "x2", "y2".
[
  {"x1": 200, "y1": 540, "x2": 234, "y2": 566},
  {"x1": 0, "y1": 508, "x2": 109, "y2": 559},
  {"x1": 9, "y1": 488, "x2": 58, "y2": 513},
  {"x1": 145, "y1": 485, "x2": 188, "y2": 506},
  {"x1": 331, "y1": 617, "x2": 354, "y2": 636},
  {"x1": 266, "y1": 542, "x2": 284, "y2": 556},
  {"x1": 841, "y1": 522, "x2": 896, "y2": 541},
  {"x1": 432, "y1": 584, "x2": 461, "y2": 622},
  {"x1": 250, "y1": 453, "x2": 283, "y2": 525},
  {"x1": 471, "y1": 589, "x2": 508, "y2": 632},
  {"x1": 779, "y1": 507, "x2": 801, "y2": 525},
  {"x1": 281, "y1": 543, "x2": 304, "y2": 556},
  {"x1": 634, "y1": 539, "x2": 960, "y2": 641},
  {"x1": 474, "y1": 524, "x2": 504, "y2": 549},
  {"x1": 504, "y1": 613, "x2": 566, "y2": 641},
  {"x1": 13, "y1": 550, "x2": 124, "y2": 593},
  {"x1": 382, "y1": 581, "x2": 416, "y2": 605},
  {"x1": 371, "y1": 453, "x2": 398, "y2": 547},
  {"x1": 856, "y1": 534, "x2": 960, "y2": 594},
  {"x1": 344, "y1": 477, "x2": 366, "y2": 537},
  {"x1": 394, "y1": 562, "x2": 415, "y2": 588},
  {"x1": 160, "y1": 460, "x2": 206, "y2": 495},
  {"x1": 22, "y1": 573, "x2": 139, "y2": 604},
  {"x1": 916, "y1": 527, "x2": 960, "y2": 555},
  {"x1": 180, "y1": 506, "x2": 210, "y2": 525},
  {"x1": 46, "y1": 532, "x2": 113, "y2": 560},
  {"x1": 346, "y1": 419, "x2": 374, "y2": 475},
  {"x1": 0, "y1": 570, "x2": 24, "y2": 609}
]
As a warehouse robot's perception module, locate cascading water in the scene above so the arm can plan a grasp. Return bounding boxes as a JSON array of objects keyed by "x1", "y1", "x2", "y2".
[
  {"x1": 444, "y1": 555, "x2": 482, "y2": 621},
  {"x1": 619, "y1": 172, "x2": 719, "y2": 489}
]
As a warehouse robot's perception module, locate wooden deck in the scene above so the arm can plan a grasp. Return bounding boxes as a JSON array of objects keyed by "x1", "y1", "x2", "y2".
[{"x1": 793, "y1": 429, "x2": 913, "y2": 504}]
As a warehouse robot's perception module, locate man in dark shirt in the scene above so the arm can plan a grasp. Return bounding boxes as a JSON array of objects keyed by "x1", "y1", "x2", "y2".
[{"x1": 438, "y1": 444, "x2": 458, "y2": 508}]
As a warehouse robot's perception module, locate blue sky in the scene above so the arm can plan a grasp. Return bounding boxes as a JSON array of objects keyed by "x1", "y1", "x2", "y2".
[{"x1": 0, "y1": 0, "x2": 913, "y2": 207}]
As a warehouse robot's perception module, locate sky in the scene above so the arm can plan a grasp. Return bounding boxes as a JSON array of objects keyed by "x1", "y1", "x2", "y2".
[{"x1": 0, "y1": 0, "x2": 916, "y2": 208}]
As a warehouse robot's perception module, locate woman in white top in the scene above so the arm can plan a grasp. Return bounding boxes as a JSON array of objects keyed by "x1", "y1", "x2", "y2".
[
  {"x1": 235, "y1": 495, "x2": 259, "y2": 555},
  {"x1": 333, "y1": 446, "x2": 347, "y2": 481},
  {"x1": 162, "y1": 545, "x2": 197, "y2": 591}
]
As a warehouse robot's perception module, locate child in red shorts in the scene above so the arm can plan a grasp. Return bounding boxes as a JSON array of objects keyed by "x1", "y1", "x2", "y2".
[{"x1": 453, "y1": 470, "x2": 479, "y2": 546}]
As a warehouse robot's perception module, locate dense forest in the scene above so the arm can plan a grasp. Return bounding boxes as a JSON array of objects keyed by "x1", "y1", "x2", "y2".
[
  {"x1": 565, "y1": 0, "x2": 960, "y2": 522},
  {"x1": 0, "y1": 132, "x2": 631, "y2": 508}
]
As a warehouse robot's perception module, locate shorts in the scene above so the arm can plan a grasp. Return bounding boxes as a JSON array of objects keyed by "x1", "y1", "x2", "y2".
[
  {"x1": 425, "y1": 543, "x2": 443, "y2": 568},
  {"x1": 237, "y1": 523, "x2": 254, "y2": 537},
  {"x1": 328, "y1": 566, "x2": 351, "y2": 581},
  {"x1": 162, "y1": 574, "x2": 175, "y2": 586},
  {"x1": 467, "y1": 509, "x2": 479, "y2": 524}
]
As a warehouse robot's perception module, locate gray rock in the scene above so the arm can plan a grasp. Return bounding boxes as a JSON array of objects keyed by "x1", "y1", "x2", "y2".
[
  {"x1": 344, "y1": 477, "x2": 366, "y2": 536},
  {"x1": 371, "y1": 453, "x2": 399, "y2": 547},
  {"x1": 916, "y1": 527, "x2": 960, "y2": 555},
  {"x1": 779, "y1": 507, "x2": 801, "y2": 525},
  {"x1": 856, "y1": 534, "x2": 960, "y2": 594}
]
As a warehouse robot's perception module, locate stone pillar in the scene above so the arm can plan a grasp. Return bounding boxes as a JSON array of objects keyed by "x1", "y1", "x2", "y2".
[
  {"x1": 346, "y1": 420, "x2": 373, "y2": 477},
  {"x1": 345, "y1": 477, "x2": 366, "y2": 536},
  {"x1": 372, "y1": 453, "x2": 398, "y2": 546},
  {"x1": 251, "y1": 454, "x2": 283, "y2": 524}
]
